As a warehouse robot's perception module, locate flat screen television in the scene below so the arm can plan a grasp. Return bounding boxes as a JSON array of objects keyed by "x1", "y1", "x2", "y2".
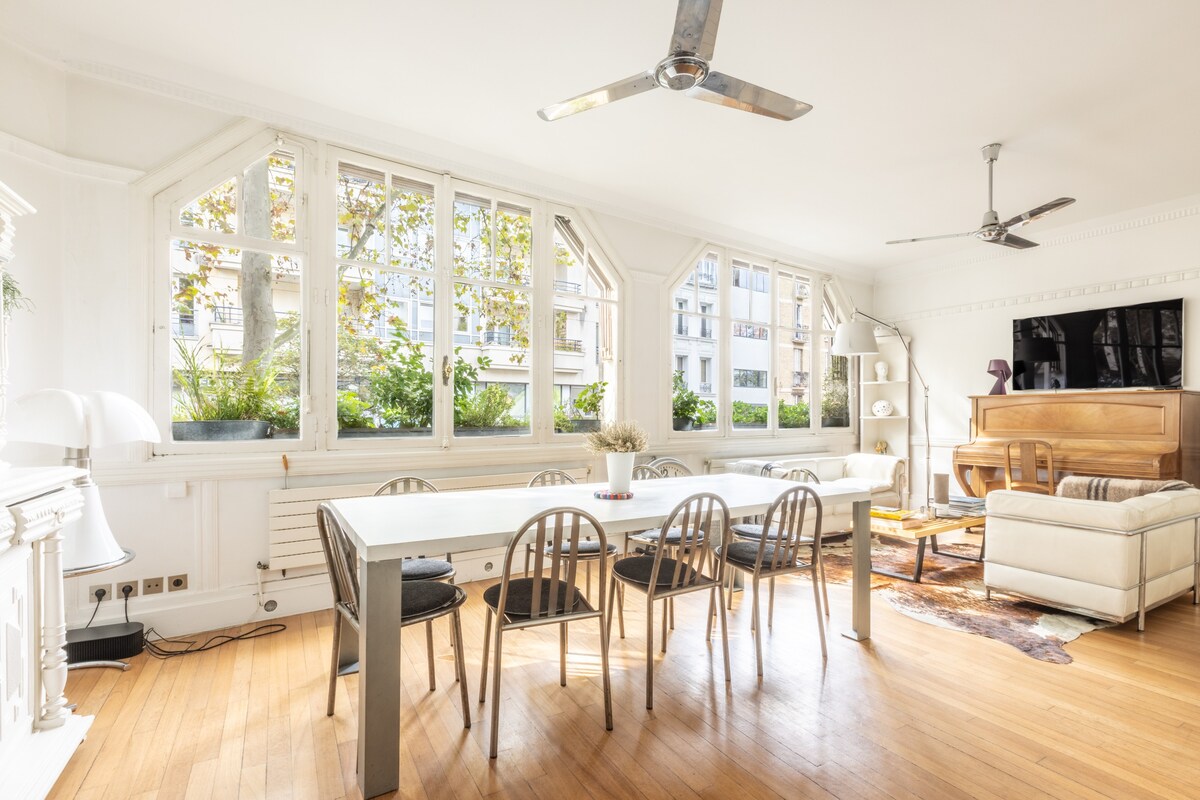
[{"x1": 1012, "y1": 298, "x2": 1183, "y2": 391}]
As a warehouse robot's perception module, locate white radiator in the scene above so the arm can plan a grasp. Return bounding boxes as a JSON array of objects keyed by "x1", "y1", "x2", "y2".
[{"x1": 266, "y1": 468, "x2": 591, "y2": 572}]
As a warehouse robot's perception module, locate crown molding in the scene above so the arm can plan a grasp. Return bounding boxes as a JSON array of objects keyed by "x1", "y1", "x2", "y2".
[{"x1": 0, "y1": 131, "x2": 144, "y2": 184}]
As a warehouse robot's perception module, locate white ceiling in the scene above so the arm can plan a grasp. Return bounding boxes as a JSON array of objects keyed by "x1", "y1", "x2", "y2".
[{"x1": 5, "y1": 0, "x2": 1200, "y2": 273}]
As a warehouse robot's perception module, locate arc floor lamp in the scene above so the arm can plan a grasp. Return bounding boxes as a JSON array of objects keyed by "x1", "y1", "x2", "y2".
[{"x1": 830, "y1": 312, "x2": 933, "y2": 516}]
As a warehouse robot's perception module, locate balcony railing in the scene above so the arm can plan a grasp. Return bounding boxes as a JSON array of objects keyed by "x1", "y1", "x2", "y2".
[
  {"x1": 554, "y1": 337, "x2": 583, "y2": 353},
  {"x1": 733, "y1": 323, "x2": 768, "y2": 340},
  {"x1": 212, "y1": 305, "x2": 243, "y2": 326},
  {"x1": 482, "y1": 330, "x2": 515, "y2": 346},
  {"x1": 700, "y1": 323, "x2": 713, "y2": 338},
  {"x1": 553, "y1": 280, "x2": 582, "y2": 294},
  {"x1": 792, "y1": 371, "x2": 810, "y2": 394},
  {"x1": 699, "y1": 382, "x2": 712, "y2": 393},
  {"x1": 793, "y1": 326, "x2": 812, "y2": 343},
  {"x1": 172, "y1": 311, "x2": 196, "y2": 337}
]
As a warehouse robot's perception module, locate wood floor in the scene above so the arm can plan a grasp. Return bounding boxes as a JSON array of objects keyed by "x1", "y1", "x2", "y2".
[{"x1": 48, "y1": 564, "x2": 1200, "y2": 800}]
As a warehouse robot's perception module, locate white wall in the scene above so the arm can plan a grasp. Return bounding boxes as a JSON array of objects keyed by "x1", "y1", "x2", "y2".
[
  {"x1": 874, "y1": 196, "x2": 1200, "y2": 504},
  {"x1": 0, "y1": 45, "x2": 874, "y2": 635}
]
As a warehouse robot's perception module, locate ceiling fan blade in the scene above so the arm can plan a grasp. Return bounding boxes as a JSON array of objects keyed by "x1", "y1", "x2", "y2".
[
  {"x1": 684, "y1": 71, "x2": 811, "y2": 121},
  {"x1": 990, "y1": 233, "x2": 1039, "y2": 250},
  {"x1": 1001, "y1": 197, "x2": 1076, "y2": 230},
  {"x1": 537, "y1": 71, "x2": 658, "y2": 121},
  {"x1": 886, "y1": 230, "x2": 981, "y2": 245},
  {"x1": 670, "y1": 0, "x2": 724, "y2": 60}
]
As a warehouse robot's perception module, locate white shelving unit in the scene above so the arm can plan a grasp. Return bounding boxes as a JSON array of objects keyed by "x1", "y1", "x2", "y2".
[{"x1": 857, "y1": 334, "x2": 911, "y2": 506}]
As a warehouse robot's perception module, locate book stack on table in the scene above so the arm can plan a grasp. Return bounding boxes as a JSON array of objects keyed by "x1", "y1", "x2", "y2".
[
  {"x1": 934, "y1": 495, "x2": 987, "y2": 519},
  {"x1": 870, "y1": 506, "x2": 924, "y2": 531}
]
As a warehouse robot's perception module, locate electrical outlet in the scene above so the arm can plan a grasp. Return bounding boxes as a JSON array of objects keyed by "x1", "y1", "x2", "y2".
[
  {"x1": 88, "y1": 584, "x2": 111, "y2": 603},
  {"x1": 168, "y1": 574, "x2": 188, "y2": 592},
  {"x1": 143, "y1": 577, "x2": 164, "y2": 595},
  {"x1": 117, "y1": 581, "x2": 138, "y2": 598}
]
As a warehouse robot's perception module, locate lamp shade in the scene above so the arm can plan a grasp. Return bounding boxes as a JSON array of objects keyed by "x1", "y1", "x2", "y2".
[
  {"x1": 1015, "y1": 337, "x2": 1060, "y2": 363},
  {"x1": 9, "y1": 389, "x2": 160, "y2": 447},
  {"x1": 830, "y1": 320, "x2": 880, "y2": 356}
]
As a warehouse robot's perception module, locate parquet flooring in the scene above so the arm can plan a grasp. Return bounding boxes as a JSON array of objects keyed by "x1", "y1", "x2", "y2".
[{"x1": 48, "y1": 565, "x2": 1200, "y2": 799}]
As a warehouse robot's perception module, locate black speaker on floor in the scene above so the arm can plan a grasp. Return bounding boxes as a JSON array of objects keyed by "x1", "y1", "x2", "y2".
[{"x1": 66, "y1": 622, "x2": 144, "y2": 664}]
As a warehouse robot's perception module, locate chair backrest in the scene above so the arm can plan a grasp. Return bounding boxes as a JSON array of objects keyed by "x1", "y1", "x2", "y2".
[
  {"x1": 785, "y1": 467, "x2": 821, "y2": 484},
  {"x1": 644, "y1": 493, "x2": 730, "y2": 591},
  {"x1": 528, "y1": 469, "x2": 578, "y2": 488},
  {"x1": 497, "y1": 507, "x2": 609, "y2": 620},
  {"x1": 632, "y1": 464, "x2": 664, "y2": 480},
  {"x1": 1004, "y1": 439, "x2": 1055, "y2": 493},
  {"x1": 754, "y1": 484, "x2": 823, "y2": 573},
  {"x1": 316, "y1": 502, "x2": 360, "y2": 622},
  {"x1": 648, "y1": 457, "x2": 692, "y2": 477},
  {"x1": 374, "y1": 475, "x2": 439, "y2": 496}
]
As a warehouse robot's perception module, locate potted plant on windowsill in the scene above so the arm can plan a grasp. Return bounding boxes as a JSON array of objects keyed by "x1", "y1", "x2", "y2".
[
  {"x1": 555, "y1": 380, "x2": 607, "y2": 433},
  {"x1": 671, "y1": 370, "x2": 700, "y2": 431},
  {"x1": 171, "y1": 340, "x2": 279, "y2": 441},
  {"x1": 584, "y1": 420, "x2": 648, "y2": 494}
]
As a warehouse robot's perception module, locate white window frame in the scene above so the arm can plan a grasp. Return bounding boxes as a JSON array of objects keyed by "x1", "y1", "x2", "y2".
[
  {"x1": 665, "y1": 244, "x2": 850, "y2": 442},
  {"x1": 151, "y1": 130, "x2": 313, "y2": 455}
]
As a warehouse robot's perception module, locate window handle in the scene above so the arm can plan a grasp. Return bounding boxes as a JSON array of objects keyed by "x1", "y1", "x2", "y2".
[{"x1": 441, "y1": 355, "x2": 452, "y2": 385}]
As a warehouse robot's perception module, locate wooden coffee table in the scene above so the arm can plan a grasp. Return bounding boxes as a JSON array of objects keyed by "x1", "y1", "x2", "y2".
[{"x1": 870, "y1": 515, "x2": 986, "y2": 583}]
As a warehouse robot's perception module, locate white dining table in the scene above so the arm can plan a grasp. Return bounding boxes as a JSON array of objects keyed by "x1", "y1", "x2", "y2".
[{"x1": 327, "y1": 472, "x2": 872, "y2": 799}]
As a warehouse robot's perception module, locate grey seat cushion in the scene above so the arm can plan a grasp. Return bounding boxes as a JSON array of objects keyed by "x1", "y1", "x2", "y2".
[
  {"x1": 483, "y1": 578, "x2": 582, "y2": 618},
  {"x1": 633, "y1": 527, "x2": 690, "y2": 544},
  {"x1": 612, "y1": 555, "x2": 700, "y2": 587},
  {"x1": 401, "y1": 558, "x2": 454, "y2": 580},
  {"x1": 543, "y1": 540, "x2": 618, "y2": 556},
  {"x1": 717, "y1": 541, "x2": 790, "y2": 570},
  {"x1": 401, "y1": 581, "x2": 460, "y2": 619},
  {"x1": 731, "y1": 523, "x2": 816, "y2": 544}
]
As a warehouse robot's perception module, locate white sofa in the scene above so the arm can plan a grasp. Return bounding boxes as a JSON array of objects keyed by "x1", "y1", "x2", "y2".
[
  {"x1": 734, "y1": 453, "x2": 906, "y2": 532},
  {"x1": 984, "y1": 489, "x2": 1200, "y2": 629}
]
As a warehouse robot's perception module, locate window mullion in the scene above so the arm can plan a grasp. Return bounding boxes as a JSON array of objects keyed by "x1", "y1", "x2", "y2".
[{"x1": 433, "y1": 173, "x2": 455, "y2": 448}]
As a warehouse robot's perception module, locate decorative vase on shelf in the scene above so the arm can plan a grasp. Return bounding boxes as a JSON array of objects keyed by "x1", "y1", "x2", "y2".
[
  {"x1": 606, "y1": 452, "x2": 636, "y2": 493},
  {"x1": 871, "y1": 399, "x2": 894, "y2": 417},
  {"x1": 874, "y1": 361, "x2": 889, "y2": 382}
]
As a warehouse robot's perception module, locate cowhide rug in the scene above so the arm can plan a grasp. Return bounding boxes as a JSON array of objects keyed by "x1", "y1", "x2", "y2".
[{"x1": 817, "y1": 535, "x2": 1112, "y2": 663}]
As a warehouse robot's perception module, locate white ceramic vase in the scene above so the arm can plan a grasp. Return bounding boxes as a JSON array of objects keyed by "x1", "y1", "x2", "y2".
[{"x1": 606, "y1": 451, "x2": 636, "y2": 493}]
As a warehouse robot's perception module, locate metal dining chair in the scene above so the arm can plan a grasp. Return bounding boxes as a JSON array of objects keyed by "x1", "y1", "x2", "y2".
[
  {"x1": 632, "y1": 464, "x2": 664, "y2": 481},
  {"x1": 478, "y1": 507, "x2": 613, "y2": 758},
  {"x1": 607, "y1": 492, "x2": 731, "y2": 709},
  {"x1": 527, "y1": 469, "x2": 615, "y2": 599},
  {"x1": 718, "y1": 484, "x2": 827, "y2": 676},
  {"x1": 648, "y1": 456, "x2": 692, "y2": 477},
  {"x1": 374, "y1": 476, "x2": 460, "y2": 681},
  {"x1": 728, "y1": 467, "x2": 828, "y2": 621},
  {"x1": 316, "y1": 502, "x2": 470, "y2": 727}
]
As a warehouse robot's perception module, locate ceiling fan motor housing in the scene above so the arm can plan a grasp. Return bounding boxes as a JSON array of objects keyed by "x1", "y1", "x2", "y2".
[{"x1": 655, "y1": 54, "x2": 709, "y2": 90}]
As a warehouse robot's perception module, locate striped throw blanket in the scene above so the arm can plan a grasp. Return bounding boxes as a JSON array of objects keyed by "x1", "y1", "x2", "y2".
[{"x1": 1056, "y1": 476, "x2": 1192, "y2": 502}]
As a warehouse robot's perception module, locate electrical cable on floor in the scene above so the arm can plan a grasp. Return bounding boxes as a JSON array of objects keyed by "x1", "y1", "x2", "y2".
[{"x1": 142, "y1": 623, "x2": 287, "y2": 659}]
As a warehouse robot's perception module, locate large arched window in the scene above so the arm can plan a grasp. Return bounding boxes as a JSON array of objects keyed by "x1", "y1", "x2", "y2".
[
  {"x1": 668, "y1": 247, "x2": 849, "y2": 437},
  {"x1": 152, "y1": 130, "x2": 622, "y2": 455}
]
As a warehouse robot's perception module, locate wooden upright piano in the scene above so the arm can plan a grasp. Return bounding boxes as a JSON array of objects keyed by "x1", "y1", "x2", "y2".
[{"x1": 952, "y1": 389, "x2": 1200, "y2": 497}]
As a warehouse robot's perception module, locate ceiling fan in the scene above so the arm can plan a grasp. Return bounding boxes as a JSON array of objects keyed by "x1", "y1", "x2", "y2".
[
  {"x1": 537, "y1": 0, "x2": 811, "y2": 122},
  {"x1": 887, "y1": 143, "x2": 1076, "y2": 250}
]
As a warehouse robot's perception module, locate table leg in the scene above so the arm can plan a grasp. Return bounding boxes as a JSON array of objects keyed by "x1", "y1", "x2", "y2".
[
  {"x1": 357, "y1": 556, "x2": 405, "y2": 799},
  {"x1": 871, "y1": 537, "x2": 927, "y2": 583},
  {"x1": 843, "y1": 499, "x2": 872, "y2": 642}
]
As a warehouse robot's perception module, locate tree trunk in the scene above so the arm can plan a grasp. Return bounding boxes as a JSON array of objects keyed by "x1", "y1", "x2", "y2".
[{"x1": 240, "y1": 157, "x2": 276, "y2": 368}]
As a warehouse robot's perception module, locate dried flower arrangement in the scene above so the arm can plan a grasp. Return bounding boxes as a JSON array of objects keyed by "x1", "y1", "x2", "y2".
[{"x1": 583, "y1": 420, "x2": 647, "y2": 454}]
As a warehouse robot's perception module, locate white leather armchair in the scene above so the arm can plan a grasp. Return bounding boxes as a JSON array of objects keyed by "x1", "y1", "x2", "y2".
[{"x1": 984, "y1": 489, "x2": 1200, "y2": 629}]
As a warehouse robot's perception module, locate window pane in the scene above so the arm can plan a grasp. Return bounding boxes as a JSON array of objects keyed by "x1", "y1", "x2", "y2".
[
  {"x1": 241, "y1": 151, "x2": 296, "y2": 244},
  {"x1": 731, "y1": 259, "x2": 770, "y2": 324},
  {"x1": 179, "y1": 177, "x2": 237, "y2": 235},
  {"x1": 732, "y1": 325, "x2": 770, "y2": 429},
  {"x1": 170, "y1": 240, "x2": 302, "y2": 440},
  {"x1": 495, "y1": 203, "x2": 532, "y2": 286},
  {"x1": 453, "y1": 195, "x2": 491, "y2": 280},
  {"x1": 821, "y1": 336, "x2": 850, "y2": 428},
  {"x1": 676, "y1": 252, "x2": 719, "y2": 316},
  {"x1": 777, "y1": 271, "x2": 811, "y2": 429},
  {"x1": 389, "y1": 178, "x2": 435, "y2": 271},
  {"x1": 337, "y1": 164, "x2": 387, "y2": 263},
  {"x1": 454, "y1": 283, "x2": 531, "y2": 436},
  {"x1": 336, "y1": 268, "x2": 435, "y2": 438},
  {"x1": 672, "y1": 313, "x2": 717, "y2": 431}
]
